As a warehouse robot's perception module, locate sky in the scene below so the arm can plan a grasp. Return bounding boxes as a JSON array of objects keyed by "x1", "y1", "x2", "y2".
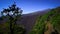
[{"x1": 0, "y1": 0, "x2": 60, "y2": 14}]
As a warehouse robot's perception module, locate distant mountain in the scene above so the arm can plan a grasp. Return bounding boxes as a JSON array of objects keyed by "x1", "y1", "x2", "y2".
[{"x1": 22, "y1": 9, "x2": 50, "y2": 16}]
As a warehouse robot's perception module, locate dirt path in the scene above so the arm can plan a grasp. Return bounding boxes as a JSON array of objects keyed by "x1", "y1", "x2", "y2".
[{"x1": 44, "y1": 21, "x2": 54, "y2": 34}]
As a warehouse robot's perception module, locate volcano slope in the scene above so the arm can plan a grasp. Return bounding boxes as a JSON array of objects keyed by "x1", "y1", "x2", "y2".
[{"x1": 30, "y1": 7, "x2": 60, "y2": 34}]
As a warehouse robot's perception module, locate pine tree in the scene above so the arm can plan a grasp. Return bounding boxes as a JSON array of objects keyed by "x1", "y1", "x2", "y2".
[{"x1": 1, "y1": 2, "x2": 25, "y2": 34}]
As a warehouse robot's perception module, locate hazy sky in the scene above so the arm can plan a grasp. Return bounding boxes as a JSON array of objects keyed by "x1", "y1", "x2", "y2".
[{"x1": 0, "y1": 0, "x2": 60, "y2": 14}]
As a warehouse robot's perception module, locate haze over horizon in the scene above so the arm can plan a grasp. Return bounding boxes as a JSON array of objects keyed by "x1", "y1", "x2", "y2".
[{"x1": 0, "y1": 0, "x2": 60, "y2": 14}]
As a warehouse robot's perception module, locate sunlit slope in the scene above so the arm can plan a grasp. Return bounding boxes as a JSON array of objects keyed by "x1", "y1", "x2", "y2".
[{"x1": 30, "y1": 7, "x2": 60, "y2": 34}]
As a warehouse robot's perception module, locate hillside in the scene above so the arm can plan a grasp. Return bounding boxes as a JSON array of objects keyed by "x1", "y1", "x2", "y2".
[
  {"x1": 0, "y1": 9, "x2": 50, "y2": 34},
  {"x1": 30, "y1": 7, "x2": 60, "y2": 34}
]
